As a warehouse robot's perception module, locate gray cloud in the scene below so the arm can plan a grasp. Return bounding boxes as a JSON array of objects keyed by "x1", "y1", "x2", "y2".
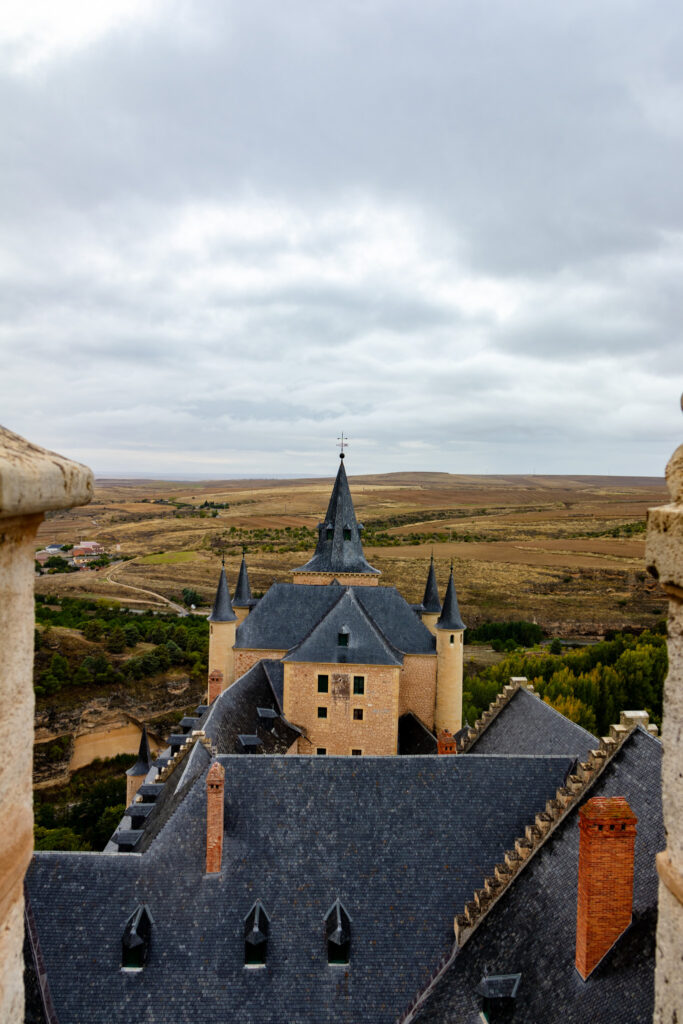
[{"x1": 0, "y1": 0, "x2": 681, "y2": 477}]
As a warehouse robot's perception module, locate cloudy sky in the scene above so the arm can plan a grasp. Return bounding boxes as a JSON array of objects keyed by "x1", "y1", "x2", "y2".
[{"x1": 1, "y1": 0, "x2": 681, "y2": 478}]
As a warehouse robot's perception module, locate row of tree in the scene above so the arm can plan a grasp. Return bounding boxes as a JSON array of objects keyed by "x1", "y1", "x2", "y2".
[{"x1": 463, "y1": 625, "x2": 667, "y2": 735}]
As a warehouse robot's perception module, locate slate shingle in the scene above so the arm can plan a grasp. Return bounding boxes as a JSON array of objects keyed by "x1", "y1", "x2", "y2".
[{"x1": 468, "y1": 688, "x2": 597, "y2": 761}]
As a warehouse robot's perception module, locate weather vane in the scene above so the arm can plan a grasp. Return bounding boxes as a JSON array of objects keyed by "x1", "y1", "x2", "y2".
[{"x1": 337, "y1": 432, "x2": 349, "y2": 460}]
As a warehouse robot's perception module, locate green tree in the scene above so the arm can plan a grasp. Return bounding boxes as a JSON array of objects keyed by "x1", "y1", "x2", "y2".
[{"x1": 106, "y1": 626, "x2": 126, "y2": 654}]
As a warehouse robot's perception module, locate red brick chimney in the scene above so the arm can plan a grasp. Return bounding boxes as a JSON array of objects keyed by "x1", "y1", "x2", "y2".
[
  {"x1": 206, "y1": 761, "x2": 225, "y2": 874},
  {"x1": 437, "y1": 729, "x2": 457, "y2": 755},
  {"x1": 208, "y1": 669, "x2": 223, "y2": 704},
  {"x1": 575, "y1": 796, "x2": 637, "y2": 979}
]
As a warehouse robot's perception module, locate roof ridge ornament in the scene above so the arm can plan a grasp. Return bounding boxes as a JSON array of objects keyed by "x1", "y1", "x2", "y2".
[{"x1": 337, "y1": 432, "x2": 348, "y2": 460}]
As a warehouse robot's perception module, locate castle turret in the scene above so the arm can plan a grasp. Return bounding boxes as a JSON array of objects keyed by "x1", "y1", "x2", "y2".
[
  {"x1": 208, "y1": 562, "x2": 237, "y2": 691},
  {"x1": 292, "y1": 455, "x2": 380, "y2": 586},
  {"x1": 434, "y1": 565, "x2": 466, "y2": 734},
  {"x1": 125, "y1": 725, "x2": 153, "y2": 805},
  {"x1": 233, "y1": 553, "x2": 253, "y2": 625},
  {"x1": 420, "y1": 555, "x2": 441, "y2": 635}
]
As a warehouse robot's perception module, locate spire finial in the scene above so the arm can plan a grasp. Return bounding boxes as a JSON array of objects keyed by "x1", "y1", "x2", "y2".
[{"x1": 337, "y1": 432, "x2": 348, "y2": 460}]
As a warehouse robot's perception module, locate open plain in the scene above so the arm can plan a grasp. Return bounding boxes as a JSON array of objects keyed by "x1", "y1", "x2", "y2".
[{"x1": 36, "y1": 471, "x2": 669, "y2": 638}]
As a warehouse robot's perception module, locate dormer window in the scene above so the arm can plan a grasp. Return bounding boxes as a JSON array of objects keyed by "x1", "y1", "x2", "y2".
[
  {"x1": 121, "y1": 905, "x2": 153, "y2": 971},
  {"x1": 326, "y1": 526, "x2": 334, "y2": 540},
  {"x1": 244, "y1": 901, "x2": 270, "y2": 967},
  {"x1": 343, "y1": 527, "x2": 352, "y2": 541},
  {"x1": 325, "y1": 899, "x2": 351, "y2": 965},
  {"x1": 338, "y1": 628, "x2": 349, "y2": 647},
  {"x1": 476, "y1": 973, "x2": 521, "y2": 1021}
]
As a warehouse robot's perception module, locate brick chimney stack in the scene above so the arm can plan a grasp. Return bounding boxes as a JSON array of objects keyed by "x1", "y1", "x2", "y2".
[
  {"x1": 208, "y1": 669, "x2": 223, "y2": 704},
  {"x1": 576, "y1": 796, "x2": 637, "y2": 979},
  {"x1": 437, "y1": 729, "x2": 457, "y2": 755},
  {"x1": 206, "y1": 761, "x2": 225, "y2": 874}
]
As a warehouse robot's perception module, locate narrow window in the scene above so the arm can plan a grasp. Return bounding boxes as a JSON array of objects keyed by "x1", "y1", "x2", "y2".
[
  {"x1": 318, "y1": 674, "x2": 329, "y2": 693},
  {"x1": 121, "y1": 905, "x2": 152, "y2": 971},
  {"x1": 338, "y1": 632, "x2": 349, "y2": 647},
  {"x1": 351, "y1": 749, "x2": 362, "y2": 756},
  {"x1": 317, "y1": 748, "x2": 327, "y2": 755},
  {"x1": 450, "y1": 634, "x2": 455, "y2": 645},
  {"x1": 353, "y1": 708, "x2": 363, "y2": 721},
  {"x1": 353, "y1": 676, "x2": 365, "y2": 695},
  {"x1": 326, "y1": 528, "x2": 334, "y2": 540},
  {"x1": 325, "y1": 900, "x2": 351, "y2": 965},
  {"x1": 244, "y1": 901, "x2": 270, "y2": 967},
  {"x1": 343, "y1": 528, "x2": 351, "y2": 541},
  {"x1": 318, "y1": 706, "x2": 328, "y2": 719}
]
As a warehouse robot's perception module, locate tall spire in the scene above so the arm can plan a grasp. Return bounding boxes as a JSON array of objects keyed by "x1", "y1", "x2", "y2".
[
  {"x1": 126, "y1": 725, "x2": 153, "y2": 779},
  {"x1": 421, "y1": 555, "x2": 441, "y2": 614},
  {"x1": 436, "y1": 564, "x2": 466, "y2": 630},
  {"x1": 233, "y1": 553, "x2": 253, "y2": 607},
  {"x1": 294, "y1": 458, "x2": 379, "y2": 576},
  {"x1": 208, "y1": 564, "x2": 237, "y2": 622}
]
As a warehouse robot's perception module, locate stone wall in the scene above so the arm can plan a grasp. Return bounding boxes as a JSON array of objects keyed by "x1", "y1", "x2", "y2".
[
  {"x1": 398, "y1": 654, "x2": 437, "y2": 729},
  {"x1": 647, "y1": 431, "x2": 683, "y2": 1024},
  {"x1": 234, "y1": 648, "x2": 287, "y2": 678},
  {"x1": 0, "y1": 427, "x2": 92, "y2": 1022},
  {"x1": 283, "y1": 661, "x2": 400, "y2": 755}
]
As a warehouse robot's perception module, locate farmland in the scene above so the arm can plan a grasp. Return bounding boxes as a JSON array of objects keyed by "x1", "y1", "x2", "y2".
[{"x1": 36, "y1": 470, "x2": 669, "y2": 637}]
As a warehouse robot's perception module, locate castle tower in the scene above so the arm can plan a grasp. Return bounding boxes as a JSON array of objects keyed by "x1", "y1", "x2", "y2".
[
  {"x1": 233, "y1": 553, "x2": 253, "y2": 625},
  {"x1": 292, "y1": 454, "x2": 380, "y2": 586},
  {"x1": 125, "y1": 725, "x2": 153, "y2": 805},
  {"x1": 420, "y1": 555, "x2": 441, "y2": 635},
  {"x1": 434, "y1": 565, "x2": 466, "y2": 734},
  {"x1": 208, "y1": 562, "x2": 237, "y2": 691}
]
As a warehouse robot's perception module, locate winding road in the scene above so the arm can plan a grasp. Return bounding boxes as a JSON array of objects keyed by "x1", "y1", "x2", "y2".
[{"x1": 102, "y1": 560, "x2": 188, "y2": 616}]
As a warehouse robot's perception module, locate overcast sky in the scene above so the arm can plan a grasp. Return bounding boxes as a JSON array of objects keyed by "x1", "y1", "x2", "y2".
[{"x1": 1, "y1": 0, "x2": 681, "y2": 478}]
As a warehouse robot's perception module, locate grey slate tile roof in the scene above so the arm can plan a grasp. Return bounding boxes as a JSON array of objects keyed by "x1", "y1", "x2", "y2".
[
  {"x1": 26, "y1": 753, "x2": 573, "y2": 1024},
  {"x1": 200, "y1": 660, "x2": 300, "y2": 755},
  {"x1": 413, "y1": 727, "x2": 663, "y2": 1024},
  {"x1": 468, "y1": 688, "x2": 598, "y2": 761},
  {"x1": 125, "y1": 725, "x2": 153, "y2": 778},
  {"x1": 421, "y1": 556, "x2": 441, "y2": 614},
  {"x1": 283, "y1": 589, "x2": 403, "y2": 666},
  {"x1": 436, "y1": 568, "x2": 466, "y2": 631},
  {"x1": 294, "y1": 459, "x2": 379, "y2": 576},
  {"x1": 207, "y1": 565, "x2": 237, "y2": 622},
  {"x1": 398, "y1": 712, "x2": 438, "y2": 754},
  {"x1": 236, "y1": 582, "x2": 436, "y2": 657},
  {"x1": 233, "y1": 555, "x2": 253, "y2": 607}
]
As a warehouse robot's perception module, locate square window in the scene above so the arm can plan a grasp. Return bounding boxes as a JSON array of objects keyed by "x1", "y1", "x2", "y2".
[
  {"x1": 353, "y1": 676, "x2": 365, "y2": 695},
  {"x1": 318, "y1": 674, "x2": 329, "y2": 693},
  {"x1": 317, "y1": 748, "x2": 327, "y2": 756},
  {"x1": 351, "y1": 749, "x2": 362, "y2": 756},
  {"x1": 353, "y1": 708, "x2": 363, "y2": 721},
  {"x1": 318, "y1": 706, "x2": 327, "y2": 719},
  {"x1": 338, "y1": 632, "x2": 349, "y2": 647}
]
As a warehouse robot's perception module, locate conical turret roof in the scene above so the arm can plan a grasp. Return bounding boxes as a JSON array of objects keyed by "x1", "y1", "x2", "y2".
[
  {"x1": 436, "y1": 565, "x2": 466, "y2": 631},
  {"x1": 294, "y1": 458, "x2": 379, "y2": 576},
  {"x1": 421, "y1": 555, "x2": 441, "y2": 614},
  {"x1": 233, "y1": 554, "x2": 253, "y2": 607},
  {"x1": 208, "y1": 565, "x2": 237, "y2": 622},
  {"x1": 126, "y1": 725, "x2": 153, "y2": 778}
]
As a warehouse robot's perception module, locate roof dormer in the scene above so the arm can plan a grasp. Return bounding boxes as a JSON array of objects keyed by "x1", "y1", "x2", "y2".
[{"x1": 325, "y1": 899, "x2": 351, "y2": 965}]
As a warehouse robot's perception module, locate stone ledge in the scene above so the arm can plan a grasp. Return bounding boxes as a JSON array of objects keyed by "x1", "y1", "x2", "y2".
[{"x1": 0, "y1": 425, "x2": 93, "y2": 519}]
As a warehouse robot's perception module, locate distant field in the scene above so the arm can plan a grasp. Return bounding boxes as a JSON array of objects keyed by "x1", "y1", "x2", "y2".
[{"x1": 36, "y1": 471, "x2": 669, "y2": 637}]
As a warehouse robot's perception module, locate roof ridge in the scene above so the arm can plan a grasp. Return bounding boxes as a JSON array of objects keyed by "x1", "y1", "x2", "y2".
[
  {"x1": 397, "y1": 710, "x2": 655, "y2": 1023},
  {"x1": 345, "y1": 587, "x2": 405, "y2": 663},
  {"x1": 283, "y1": 586, "x2": 348, "y2": 657}
]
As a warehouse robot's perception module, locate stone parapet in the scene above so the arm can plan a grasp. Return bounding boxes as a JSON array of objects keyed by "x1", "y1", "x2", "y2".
[
  {"x1": 0, "y1": 426, "x2": 92, "y2": 1023},
  {"x1": 649, "y1": 422, "x2": 683, "y2": 1024}
]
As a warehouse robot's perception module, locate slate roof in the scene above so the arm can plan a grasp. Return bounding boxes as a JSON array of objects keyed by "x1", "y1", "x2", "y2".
[
  {"x1": 294, "y1": 459, "x2": 379, "y2": 576},
  {"x1": 26, "y1": 753, "x2": 573, "y2": 1024},
  {"x1": 436, "y1": 568, "x2": 466, "y2": 631},
  {"x1": 207, "y1": 565, "x2": 237, "y2": 622},
  {"x1": 421, "y1": 556, "x2": 441, "y2": 614},
  {"x1": 233, "y1": 555, "x2": 253, "y2": 607},
  {"x1": 125, "y1": 725, "x2": 153, "y2": 778},
  {"x1": 200, "y1": 660, "x2": 300, "y2": 754},
  {"x1": 398, "y1": 712, "x2": 438, "y2": 754},
  {"x1": 236, "y1": 582, "x2": 436, "y2": 656},
  {"x1": 283, "y1": 589, "x2": 403, "y2": 666},
  {"x1": 413, "y1": 727, "x2": 663, "y2": 1024},
  {"x1": 468, "y1": 688, "x2": 598, "y2": 761}
]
